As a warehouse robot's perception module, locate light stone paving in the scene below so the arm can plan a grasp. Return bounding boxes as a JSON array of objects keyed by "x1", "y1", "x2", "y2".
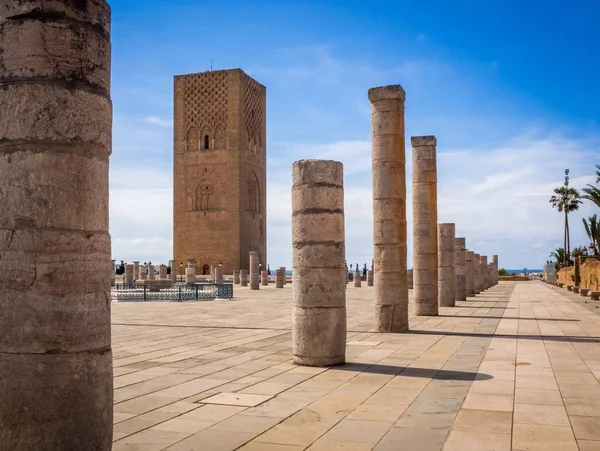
[{"x1": 110, "y1": 282, "x2": 600, "y2": 450}]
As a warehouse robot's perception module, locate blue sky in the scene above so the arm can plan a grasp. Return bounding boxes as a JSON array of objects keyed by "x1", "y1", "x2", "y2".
[{"x1": 108, "y1": 0, "x2": 600, "y2": 269}]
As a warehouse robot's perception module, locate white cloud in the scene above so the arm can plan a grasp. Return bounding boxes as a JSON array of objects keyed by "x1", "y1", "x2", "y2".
[{"x1": 144, "y1": 116, "x2": 173, "y2": 127}]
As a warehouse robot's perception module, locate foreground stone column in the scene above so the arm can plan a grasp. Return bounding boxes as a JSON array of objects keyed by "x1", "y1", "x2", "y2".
[
  {"x1": 186, "y1": 260, "x2": 196, "y2": 285},
  {"x1": 354, "y1": 269, "x2": 362, "y2": 287},
  {"x1": 169, "y1": 260, "x2": 178, "y2": 282},
  {"x1": 240, "y1": 269, "x2": 248, "y2": 287},
  {"x1": 275, "y1": 269, "x2": 284, "y2": 288},
  {"x1": 473, "y1": 253, "x2": 481, "y2": 294},
  {"x1": 214, "y1": 267, "x2": 223, "y2": 284},
  {"x1": 250, "y1": 251, "x2": 260, "y2": 290},
  {"x1": 369, "y1": 84, "x2": 409, "y2": 332},
  {"x1": 408, "y1": 269, "x2": 414, "y2": 289},
  {"x1": 454, "y1": 238, "x2": 467, "y2": 303},
  {"x1": 292, "y1": 160, "x2": 346, "y2": 366},
  {"x1": 438, "y1": 223, "x2": 456, "y2": 307},
  {"x1": 159, "y1": 264, "x2": 167, "y2": 280},
  {"x1": 111, "y1": 260, "x2": 116, "y2": 286},
  {"x1": 233, "y1": 270, "x2": 240, "y2": 284},
  {"x1": 125, "y1": 264, "x2": 134, "y2": 286},
  {"x1": 493, "y1": 255, "x2": 499, "y2": 285},
  {"x1": 0, "y1": 3, "x2": 115, "y2": 447},
  {"x1": 261, "y1": 271, "x2": 269, "y2": 286},
  {"x1": 480, "y1": 255, "x2": 488, "y2": 291},
  {"x1": 465, "y1": 251, "x2": 475, "y2": 297},
  {"x1": 412, "y1": 136, "x2": 439, "y2": 316},
  {"x1": 367, "y1": 270, "x2": 374, "y2": 286}
]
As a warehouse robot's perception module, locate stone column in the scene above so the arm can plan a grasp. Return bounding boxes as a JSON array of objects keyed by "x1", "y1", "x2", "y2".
[
  {"x1": 125, "y1": 264, "x2": 134, "y2": 285},
  {"x1": 186, "y1": 260, "x2": 196, "y2": 285},
  {"x1": 367, "y1": 270, "x2": 374, "y2": 286},
  {"x1": 214, "y1": 267, "x2": 223, "y2": 284},
  {"x1": 454, "y1": 238, "x2": 467, "y2": 303},
  {"x1": 240, "y1": 269, "x2": 248, "y2": 287},
  {"x1": 170, "y1": 260, "x2": 178, "y2": 283},
  {"x1": 111, "y1": 260, "x2": 116, "y2": 286},
  {"x1": 0, "y1": 7, "x2": 114, "y2": 449},
  {"x1": 133, "y1": 261, "x2": 140, "y2": 281},
  {"x1": 480, "y1": 255, "x2": 488, "y2": 291},
  {"x1": 354, "y1": 269, "x2": 362, "y2": 287},
  {"x1": 412, "y1": 135, "x2": 439, "y2": 316},
  {"x1": 465, "y1": 251, "x2": 475, "y2": 297},
  {"x1": 493, "y1": 255, "x2": 499, "y2": 286},
  {"x1": 488, "y1": 263, "x2": 494, "y2": 289},
  {"x1": 438, "y1": 223, "x2": 456, "y2": 307},
  {"x1": 261, "y1": 271, "x2": 269, "y2": 286},
  {"x1": 275, "y1": 269, "x2": 284, "y2": 288},
  {"x1": 159, "y1": 264, "x2": 167, "y2": 280},
  {"x1": 148, "y1": 265, "x2": 155, "y2": 280},
  {"x1": 250, "y1": 251, "x2": 260, "y2": 290},
  {"x1": 292, "y1": 160, "x2": 346, "y2": 366},
  {"x1": 140, "y1": 266, "x2": 148, "y2": 280},
  {"x1": 280, "y1": 266, "x2": 287, "y2": 285},
  {"x1": 369, "y1": 84, "x2": 409, "y2": 332},
  {"x1": 408, "y1": 269, "x2": 414, "y2": 289},
  {"x1": 473, "y1": 253, "x2": 481, "y2": 294},
  {"x1": 233, "y1": 270, "x2": 240, "y2": 284}
]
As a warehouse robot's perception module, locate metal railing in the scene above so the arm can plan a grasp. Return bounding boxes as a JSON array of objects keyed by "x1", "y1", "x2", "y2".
[{"x1": 111, "y1": 284, "x2": 233, "y2": 302}]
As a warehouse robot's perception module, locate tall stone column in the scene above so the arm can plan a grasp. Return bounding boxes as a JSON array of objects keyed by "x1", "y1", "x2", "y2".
[
  {"x1": 412, "y1": 136, "x2": 439, "y2": 316},
  {"x1": 408, "y1": 269, "x2": 414, "y2": 289},
  {"x1": 292, "y1": 160, "x2": 346, "y2": 366},
  {"x1": 140, "y1": 265, "x2": 148, "y2": 280},
  {"x1": 240, "y1": 269, "x2": 248, "y2": 287},
  {"x1": 465, "y1": 251, "x2": 475, "y2": 297},
  {"x1": 275, "y1": 269, "x2": 284, "y2": 288},
  {"x1": 186, "y1": 260, "x2": 196, "y2": 285},
  {"x1": 233, "y1": 270, "x2": 240, "y2": 284},
  {"x1": 148, "y1": 265, "x2": 155, "y2": 280},
  {"x1": 473, "y1": 253, "x2": 481, "y2": 294},
  {"x1": 354, "y1": 269, "x2": 362, "y2": 287},
  {"x1": 125, "y1": 264, "x2": 134, "y2": 285},
  {"x1": 280, "y1": 266, "x2": 287, "y2": 285},
  {"x1": 214, "y1": 267, "x2": 223, "y2": 284},
  {"x1": 493, "y1": 255, "x2": 499, "y2": 286},
  {"x1": 170, "y1": 260, "x2": 178, "y2": 283},
  {"x1": 261, "y1": 271, "x2": 269, "y2": 286},
  {"x1": 111, "y1": 260, "x2": 116, "y2": 286},
  {"x1": 250, "y1": 251, "x2": 260, "y2": 290},
  {"x1": 133, "y1": 261, "x2": 140, "y2": 281},
  {"x1": 438, "y1": 223, "x2": 456, "y2": 307},
  {"x1": 367, "y1": 270, "x2": 374, "y2": 286},
  {"x1": 454, "y1": 238, "x2": 467, "y2": 303},
  {"x1": 0, "y1": 3, "x2": 114, "y2": 446},
  {"x1": 369, "y1": 84, "x2": 409, "y2": 332},
  {"x1": 480, "y1": 255, "x2": 488, "y2": 291},
  {"x1": 159, "y1": 264, "x2": 167, "y2": 280}
]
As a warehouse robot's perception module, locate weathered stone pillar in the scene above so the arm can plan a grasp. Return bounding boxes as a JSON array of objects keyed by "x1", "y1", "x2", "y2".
[
  {"x1": 408, "y1": 269, "x2": 414, "y2": 289},
  {"x1": 369, "y1": 84, "x2": 409, "y2": 332},
  {"x1": 159, "y1": 264, "x2": 167, "y2": 280},
  {"x1": 0, "y1": 11, "x2": 114, "y2": 450},
  {"x1": 170, "y1": 260, "x2": 178, "y2": 282},
  {"x1": 240, "y1": 269, "x2": 248, "y2": 287},
  {"x1": 493, "y1": 255, "x2": 499, "y2": 285},
  {"x1": 147, "y1": 265, "x2": 155, "y2": 280},
  {"x1": 367, "y1": 270, "x2": 374, "y2": 286},
  {"x1": 275, "y1": 269, "x2": 284, "y2": 288},
  {"x1": 261, "y1": 271, "x2": 269, "y2": 286},
  {"x1": 186, "y1": 260, "x2": 196, "y2": 285},
  {"x1": 480, "y1": 255, "x2": 488, "y2": 291},
  {"x1": 280, "y1": 266, "x2": 287, "y2": 285},
  {"x1": 140, "y1": 265, "x2": 148, "y2": 280},
  {"x1": 233, "y1": 270, "x2": 240, "y2": 284},
  {"x1": 412, "y1": 135, "x2": 439, "y2": 316},
  {"x1": 133, "y1": 261, "x2": 140, "y2": 281},
  {"x1": 354, "y1": 269, "x2": 362, "y2": 287},
  {"x1": 454, "y1": 238, "x2": 467, "y2": 303},
  {"x1": 111, "y1": 260, "x2": 116, "y2": 286},
  {"x1": 488, "y1": 263, "x2": 495, "y2": 289},
  {"x1": 214, "y1": 267, "x2": 223, "y2": 284},
  {"x1": 473, "y1": 253, "x2": 481, "y2": 294},
  {"x1": 124, "y1": 264, "x2": 134, "y2": 285},
  {"x1": 250, "y1": 251, "x2": 260, "y2": 290},
  {"x1": 438, "y1": 223, "x2": 456, "y2": 307},
  {"x1": 292, "y1": 160, "x2": 346, "y2": 366},
  {"x1": 465, "y1": 251, "x2": 475, "y2": 297}
]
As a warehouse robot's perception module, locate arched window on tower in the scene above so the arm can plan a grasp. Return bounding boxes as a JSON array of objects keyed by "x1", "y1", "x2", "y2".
[{"x1": 204, "y1": 135, "x2": 210, "y2": 150}]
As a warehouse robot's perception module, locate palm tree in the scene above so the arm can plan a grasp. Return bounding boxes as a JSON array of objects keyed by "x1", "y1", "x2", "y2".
[
  {"x1": 583, "y1": 214, "x2": 600, "y2": 256},
  {"x1": 582, "y1": 164, "x2": 600, "y2": 209},
  {"x1": 549, "y1": 248, "x2": 566, "y2": 269},
  {"x1": 550, "y1": 184, "x2": 582, "y2": 266}
]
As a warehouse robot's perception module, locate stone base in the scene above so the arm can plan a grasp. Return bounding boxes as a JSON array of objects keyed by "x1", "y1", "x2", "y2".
[{"x1": 134, "y1": 280, "x2": 174, "y2": 288}]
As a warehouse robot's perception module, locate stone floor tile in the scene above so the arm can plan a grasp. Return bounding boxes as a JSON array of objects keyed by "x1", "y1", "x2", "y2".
[
  {"x1": 443, "y1": 430, "x2": 510, "y2": 451},
  {"x1": 569, "y1": 415, "x2": 600, "y2": 441},
  {"x1": 577, "y1": 440, "x2": 600, "y2": 451},
  {"x1": 165, "y1": 429, "x2": 256, "y2": 451},
  {"x1": 374, "y1": 427, "x2": 448, "y2": 451},
  {"x1": 307, "y1": 440, "x2": 374, "y2": 450},
  {"x1": 563, "y1": 397, "x2": 600, "y2": 416},
  {"x1": 200, "y1": 392, "x2": 273, "y2": 407},
  {"x1": 210, "y1": 414, "x2": 282, "y2": 433},
  {"x1": 239, "y1": 443, "x2": 305, "y2": 451},
  {"x1": 149, "y1": 418, "x2": 214, "y2": 434},
  {"x1": 513, "y1": 403, "x2": 570, "y2": 426},
  {"x1": 515, "y1": 376, "x2": 558, "y2": 390},
  {"x1": 514, "y1": 388, "x2": 563, "y2": 406},
  {"x1": 321, "y1": 419, "x2": 393, "y2": 444},
  {"x1": 346, "y1": 403, "x2": 407, "y2": 422},
  {"x1": 178, "y1": 404, "x2": 246, "y2": 422},
  {"x1": 462, "y1": 392, "x2": 513, "y2": 412},
  {"x1": 113, "y1": 430, "x2": 190, "y2": 451},
  {"x1": 469, "y1": 379, "x2": 515, "y2": 395},
  {"x1": 512, "y1": 424, "x2": 578, "y2": 451},
  {"x1": 453, "y1": 409, "x2": 512, "y2": 434}
]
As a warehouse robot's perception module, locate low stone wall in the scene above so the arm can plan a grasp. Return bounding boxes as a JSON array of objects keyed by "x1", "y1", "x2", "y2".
[
  {"x1": 499, "y1": 276, "x2": 529, "y2": 281},
  {"x1": 557, "y1": 258, "x2": 600, "y2": 289},
  {"x1": 557, "y1": 267, "x2": 575, "y2": 286}
]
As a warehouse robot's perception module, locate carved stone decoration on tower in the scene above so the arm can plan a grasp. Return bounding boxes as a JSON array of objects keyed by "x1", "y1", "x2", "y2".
[{"x1": 173, "y1": 69, "x2": 267, "y2": 274}]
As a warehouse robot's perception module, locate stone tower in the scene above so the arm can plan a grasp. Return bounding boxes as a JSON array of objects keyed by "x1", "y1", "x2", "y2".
[{"x1": 173, "y1": 69, "x2": 267, "y2": 274}]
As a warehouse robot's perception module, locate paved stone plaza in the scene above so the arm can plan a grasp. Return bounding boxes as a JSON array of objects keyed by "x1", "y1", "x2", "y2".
[{"x1": 110, "y1": 281, "x2": 600, "y2": 450}]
